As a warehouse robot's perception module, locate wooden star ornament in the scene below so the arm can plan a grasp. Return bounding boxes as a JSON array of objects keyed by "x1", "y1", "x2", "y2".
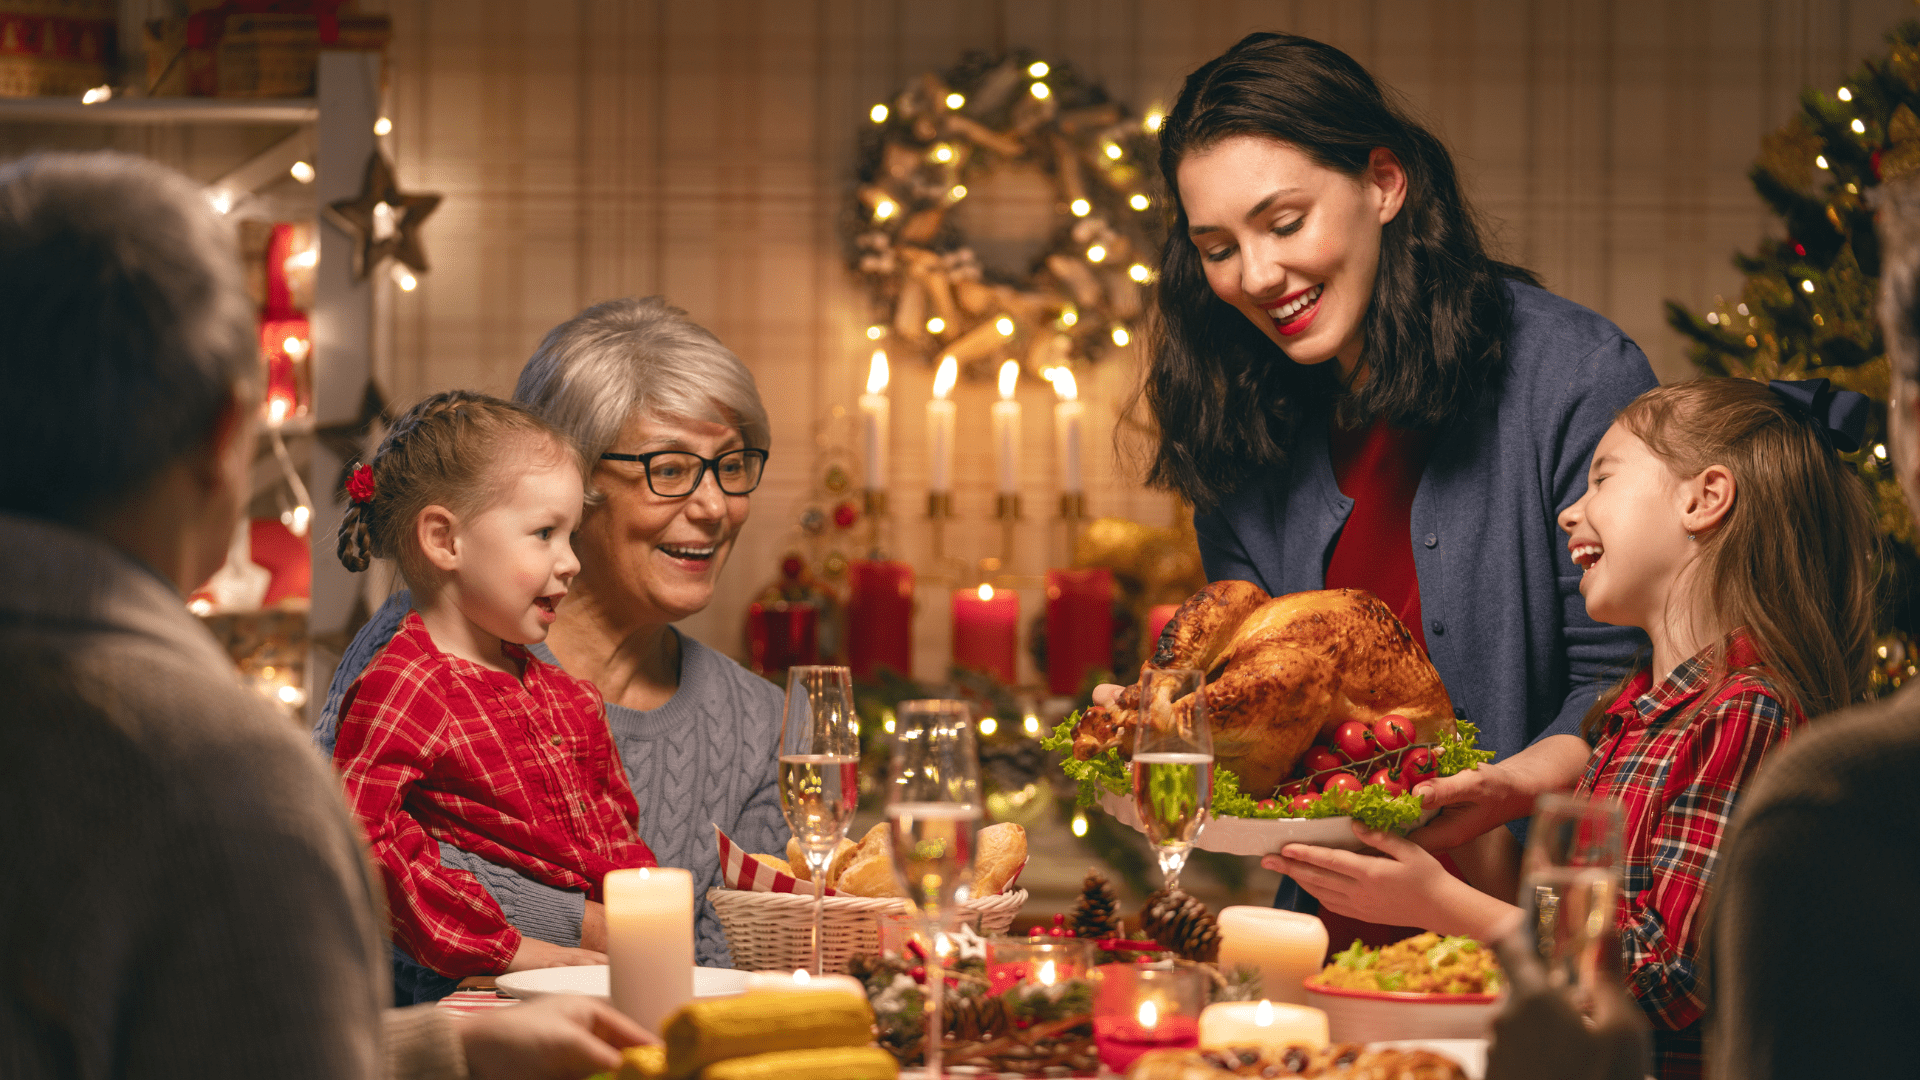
[{"x1": 324, "y1": 151, "x2": 441, "y2": 281}]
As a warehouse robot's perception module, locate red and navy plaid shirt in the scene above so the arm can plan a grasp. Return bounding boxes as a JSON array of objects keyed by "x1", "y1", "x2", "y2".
[
  {"x1": 333, "y1": 612, "x2": 656, "y2": 977},
  {"x1": 1576, "y1": 630, "x2": 1803, "y2": 1080}
]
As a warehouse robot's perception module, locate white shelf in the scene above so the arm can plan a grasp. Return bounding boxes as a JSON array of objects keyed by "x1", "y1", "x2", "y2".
[{"x1": 0, "y1": 97, "x2": 317, "y2": 124}]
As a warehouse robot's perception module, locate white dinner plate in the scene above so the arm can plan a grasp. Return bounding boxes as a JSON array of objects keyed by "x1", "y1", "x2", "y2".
[
  {"x1": 494, "y1": 964, "x2": 749, "y2": 1001},
  {"x1": 1100, "y1": 792, "x2": 1434, "y2": 855},
  {"x1": 1373, "y1": 1038, "x2": 1488, "y2": 1079}
]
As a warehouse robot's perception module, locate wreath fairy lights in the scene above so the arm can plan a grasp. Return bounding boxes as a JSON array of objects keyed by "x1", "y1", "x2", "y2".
[{"x1": 847, "y1": 50, "x2": 1167, "y2": 380}]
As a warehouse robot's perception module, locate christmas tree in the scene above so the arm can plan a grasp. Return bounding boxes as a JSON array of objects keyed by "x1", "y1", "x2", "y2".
[{"x1": 1664, "y1": 18, "x2": 1920, "y2": 689}]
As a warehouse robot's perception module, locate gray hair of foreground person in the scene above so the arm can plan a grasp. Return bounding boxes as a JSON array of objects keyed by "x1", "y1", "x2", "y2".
[
  {"x1": 1882, "y1": 176, "x2": 1920, "y2": 387},
  {"x1": 513, "y1": 296, "x2": 772, "y2": 477},
  {"x1": 0, "y1": 151, "x2": 257, "y2": 524}
]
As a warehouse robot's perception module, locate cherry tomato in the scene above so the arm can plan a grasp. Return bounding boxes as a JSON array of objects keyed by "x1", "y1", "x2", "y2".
[
  {"x1": 1367, "y1": 767, "x2": 1407, "y2": 797},
  {"x1": 1333, "y1": 720, "x2": 1378, "y2": 762},
  {"x1": 1402, "y1": 746, "x2": 1439, "y2": 784},
  {"x1": 1256, "y1": 798, "x2": 1279, "y2": 812},
  {"x1": 1278, "y1": 779, "x2": 1311, "y2": 798},
  {"x1": 1321, "y1": 772, "x2": 1363, "y2": 795},
  {"x1": 1304, "y1": 746, "x2": 1347, "y2": 775},
  {"x1": 1288, "y1": 792, "x2": 1320, "y2": 813},
  {"x1": 1372, "y1": 715, "x2": 1414, "y2": 753}
]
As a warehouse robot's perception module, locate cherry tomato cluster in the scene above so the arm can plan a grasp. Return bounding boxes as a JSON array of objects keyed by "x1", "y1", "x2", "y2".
[{"x1": 1251, "y1": 714, "x2": 1440, "y2": 814}]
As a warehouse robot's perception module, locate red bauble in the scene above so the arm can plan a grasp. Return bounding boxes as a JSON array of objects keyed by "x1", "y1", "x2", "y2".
[{"x1": 832, "y1": 500, "x2": 859, "y2": 529}]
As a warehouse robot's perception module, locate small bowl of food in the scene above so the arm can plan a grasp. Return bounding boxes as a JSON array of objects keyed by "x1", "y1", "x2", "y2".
[{"x1": 1303, "y1": 933, "x2": 1504, "y2": 1043}]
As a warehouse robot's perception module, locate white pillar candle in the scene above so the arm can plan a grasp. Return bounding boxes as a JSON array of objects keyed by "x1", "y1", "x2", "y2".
[
  {"x1": 860, "y1": 350, "x2": 891, "y2": 491},
  {"x1": 745, "y1": 969, "x2": 869, "y2": 1001},
  {"x1": 1049, "y1": 368, "x2": 1083, "y2": 495},
  {"x1": 606, "y1": 867, "x2": 694, "y2": 1031},
  {"x1": 928, "y1": 354, "x2": 958, "y2": 494},
  {"x1": 1199, "y1": 999, "x2": 1329, "y2": 1051},
  {"x1": 1216, "y1": 907, "x2": 1329, "y2": 1006},
  {"x1": 992, "y1": 359, "x2": 1021, "y2": 496}
]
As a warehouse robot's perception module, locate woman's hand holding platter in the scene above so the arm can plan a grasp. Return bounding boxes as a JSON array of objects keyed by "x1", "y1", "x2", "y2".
[{"x1": 1264, "y1": 822, "x2": 1519, "y2": 943}]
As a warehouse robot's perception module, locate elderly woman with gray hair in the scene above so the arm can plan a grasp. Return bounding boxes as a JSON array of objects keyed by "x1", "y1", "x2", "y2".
[{"x1": 317, "y1": 297, "x2": 787, "y2": 1001}]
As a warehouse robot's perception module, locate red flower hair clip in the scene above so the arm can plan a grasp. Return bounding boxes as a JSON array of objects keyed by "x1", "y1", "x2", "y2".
[{"x1": 347, "y1": 464, "x2": 377, "y2": 505}]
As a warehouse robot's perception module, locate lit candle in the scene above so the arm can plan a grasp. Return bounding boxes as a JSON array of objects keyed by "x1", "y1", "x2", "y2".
[
  {"x1": 1048, "y1": 367, "x2": 1084, "y2": 494},
  {"x1": 1216, "y1": 907, "x2": 1329, "y2": 1007},
  {"x1": 859, "y1": 350, "x2": 890, "y2": 491},
  {"x1": 847, "y1": 560, "x2": 914, "y2": 679},
  {"x1": 952, "y1": 582, "x2": 1019, "y2": 683},
  {"x1": 992, "y1": 359, "x2": 1021, "y2": 495},
  {"x1": 605, "y1": 867, "x2": 694, "y2": 1031},
  {"x1": 928, "y1": 354, "x2": 958, "y2": 494},
  {"x1": 1045, "y1": 568, "x2": 1113, "y2": 697},
  {"x1": 745, "y1": 969, "x2": 869, "y2": 1001},
  {"x1": 1092, "y1": 962, "x2": 1207, "y2": 1072},
  {"x1": 1199, "y1": 999, "x2": 1330, "y2": 1051}
]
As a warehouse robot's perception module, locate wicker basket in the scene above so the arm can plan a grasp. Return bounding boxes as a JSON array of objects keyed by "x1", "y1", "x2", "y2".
[{"x1": 708, "y1": 888, "x2": 1026, "y2": 975}]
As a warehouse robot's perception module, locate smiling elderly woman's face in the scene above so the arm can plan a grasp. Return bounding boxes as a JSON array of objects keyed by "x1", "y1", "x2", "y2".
[{"x1": 576, "y1": 410, "x2": 752, "y2": 624}]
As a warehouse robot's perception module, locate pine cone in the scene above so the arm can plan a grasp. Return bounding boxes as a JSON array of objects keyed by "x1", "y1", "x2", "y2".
[
  {"x1": 945, "y1": 990, "x2": 1011, "y2": 1042},
  {"x1": 1140, "y1": 884, "x2": 1220, "y2": 963},
  {"x1": 1067, "y1": 870, "x2": 1121, "y2": 941}
]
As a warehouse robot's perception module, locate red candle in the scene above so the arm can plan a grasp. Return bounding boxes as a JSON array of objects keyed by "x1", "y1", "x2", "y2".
[
  {"x1": 747, "y1": 601, "x2": 818, "y2": 675},
  {"x1": 1093, "y1": 1012, "x2": 1200, "y2": 1072},
  {"x1": 847, "y1": 560, "x2": 913, "y2": 679},
  {"x1": 952, "y1": 584, "x2": 1019, "y2": 684},
  {"x1": 1146, "y1": 604, "x2": 1180, "y2": 652},
  {"x1": 1045, "y1": 568, "x2": 1113, "y2": 696}
]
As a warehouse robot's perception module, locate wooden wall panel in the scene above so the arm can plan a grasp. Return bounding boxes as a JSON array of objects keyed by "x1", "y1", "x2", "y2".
[{"x1": 351, "y1": 0, "x2": 1910, "y2": 671}]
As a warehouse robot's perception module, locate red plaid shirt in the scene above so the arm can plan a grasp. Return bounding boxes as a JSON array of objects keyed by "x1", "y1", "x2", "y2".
[
  {"x1": 333, "y1": 612, "x2": 655, "y2": 976},
  {"x1": 1576, "y1": 630, "x2": 1802, "y2": 1080}
]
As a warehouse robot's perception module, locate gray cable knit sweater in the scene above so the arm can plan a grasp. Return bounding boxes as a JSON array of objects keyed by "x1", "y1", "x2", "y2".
[{"x1": 318, "y1": 591, "x2": 789, "y2": 969}]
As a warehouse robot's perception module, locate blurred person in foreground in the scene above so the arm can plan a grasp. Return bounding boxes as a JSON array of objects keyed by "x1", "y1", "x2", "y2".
[{"x1": 0, "y1": 150, "x2": 645, "y2": 1079}]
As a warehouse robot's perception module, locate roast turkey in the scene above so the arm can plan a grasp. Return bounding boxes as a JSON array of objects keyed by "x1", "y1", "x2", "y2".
[{"x1": 1071, "y1": 581, "x2": 1454, "y2": 797}]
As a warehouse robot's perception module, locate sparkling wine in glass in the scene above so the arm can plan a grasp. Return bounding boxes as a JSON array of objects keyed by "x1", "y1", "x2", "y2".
[
  {"x1": 1518, "y1": 793, "x2": 1624, "y2": 1010},
  {"x1": 1131, "y1": 667, "x2": 1212, "y2": 890},
  {"x1": 777, "y1": 665, "x2": 860, "y2": 975},
  {"x1": 886, "y1": 699, "x2": 981, "y2": 1079}
]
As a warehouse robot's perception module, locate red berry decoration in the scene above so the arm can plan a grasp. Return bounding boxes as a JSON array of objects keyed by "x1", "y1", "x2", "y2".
[
  {"x1": 1321, "y1": 772, "x2": 1363, "y2": 795},
  {"x1": 1367, "y1": 767, "x2": 1407, "y2": 797},
  {"x1": 1289, "y1": 792, "x2": 1320, "y2": 813},
  {"x1": 1372, "y1": 715, "x2": 1413, "y2": 753},
  {"x1": 1403, "y1": 746, "x2": 1439, "y2": 784},
  {"x1": 1304, "y1": 746, "x2": 1346, "y2": 774},
  {"x1": 1333, "y1": 720, "x2": 1378, "y2": 761}
]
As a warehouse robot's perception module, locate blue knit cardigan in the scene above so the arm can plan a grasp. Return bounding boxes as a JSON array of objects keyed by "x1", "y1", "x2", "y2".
[{"x1": 1193, "y1": 281, "x2": 1657, "y2": 767}]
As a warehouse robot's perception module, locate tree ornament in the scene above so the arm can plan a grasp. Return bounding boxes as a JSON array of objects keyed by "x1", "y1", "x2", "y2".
[
  {"x1": 1067, "y1": 870, "x2": 1122, "y2": 941},
  {"x1": 1140, "y1": 884, "x2": 1220, "y2": 963},
  {"x1": 323, "y1": 151, "x2": 442, "y2": 281}
]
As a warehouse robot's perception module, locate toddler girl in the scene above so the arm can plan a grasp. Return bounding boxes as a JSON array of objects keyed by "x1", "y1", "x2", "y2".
[
  {"x1": 332, "y1": 390, "x2": 655, "y2": 997},
  {"x1": 1267, "y1": 377, "x2": 1875, "y2": 1080}
]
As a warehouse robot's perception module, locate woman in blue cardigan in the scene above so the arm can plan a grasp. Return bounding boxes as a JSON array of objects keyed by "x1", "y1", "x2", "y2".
[{"x1": 1113, "y1": 32, "x2": 1655, "y2": 942}]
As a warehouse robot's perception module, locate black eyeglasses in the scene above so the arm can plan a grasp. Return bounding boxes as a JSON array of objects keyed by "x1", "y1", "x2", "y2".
[{"x1": 598, "y1": 447, "x2": 768, "y2": 497}]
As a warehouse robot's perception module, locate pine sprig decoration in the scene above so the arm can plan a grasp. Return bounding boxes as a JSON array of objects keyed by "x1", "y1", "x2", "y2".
[
  {"x1": 1067, "y1": 870, "x2": 1122, "y2": 941},
  {"x1": 1140, "y1": 884, "x2": 1221, "y2": 963}
]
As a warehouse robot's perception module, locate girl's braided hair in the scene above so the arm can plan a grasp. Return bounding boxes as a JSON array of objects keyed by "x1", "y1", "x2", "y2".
[{"x1": 337, "y1": 389, "x2": 581, "y2": 585}]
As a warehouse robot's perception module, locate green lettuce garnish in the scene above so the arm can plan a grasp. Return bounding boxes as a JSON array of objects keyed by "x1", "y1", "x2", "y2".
[{"x1": 1043, "y1": 709, "x2": 1488, "y2": 834}]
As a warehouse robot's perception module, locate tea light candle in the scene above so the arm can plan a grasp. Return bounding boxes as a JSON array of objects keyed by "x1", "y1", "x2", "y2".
[
  {"x1": 605, "y1": 867, "x2": 693, "y2": 1031},
  {"x1": 1092, "y1": 963, "x2": 1206, "y2": 1073},
  {"x1": 1199, "y1": 999, "x2": 1330, "y2": 1051},
  {"x1": 745, "y1": 969, "x2": 868, "y2": 1001},
  {"x1": 1094, "y1": 998, "x2": 1201, "y2": 1073},
  {"x1": 1216, "y1": 907, "x2": 1329, "y2": 1006}
]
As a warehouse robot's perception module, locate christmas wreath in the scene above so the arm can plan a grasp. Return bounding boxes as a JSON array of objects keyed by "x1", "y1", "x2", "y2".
[{"x1": 847, "y1": 50, "x2": 1167, "y2": 380}]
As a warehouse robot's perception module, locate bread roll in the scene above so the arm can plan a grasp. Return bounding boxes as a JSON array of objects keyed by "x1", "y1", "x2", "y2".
[
  {"x1": 750, "y1": 854, "x2": 793, "y2": 877},
  {"x1": 825, "y1": 834, "x2": 862, "y2": 886},
  {"x1": 833, "y1": 848, "x2": 905, "y2": 898},
  {"x1": 971, "y1": 822, "x2": 1027, "y2": 895},
  {"x1": 788, "y1": 835, "x2": 860, "y2": 884}
]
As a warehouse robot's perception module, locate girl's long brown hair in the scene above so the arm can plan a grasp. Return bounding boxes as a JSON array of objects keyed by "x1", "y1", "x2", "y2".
[{"x1": 1582, "y1": 378, "x2": 1876, "y2": 734}]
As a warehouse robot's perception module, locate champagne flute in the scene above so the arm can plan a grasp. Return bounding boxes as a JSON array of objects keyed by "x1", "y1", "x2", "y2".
[
  {"x1": 777, "y1": 665, "x2": 861, "y2": 975},
  {"x1": 1518, "y1": 793, "x2": 1624, "y2": 1012},
  {"x1": 886, "y1": 699, "x2": 981, "y2": 1079},
  {"x1": 1131, "y1": 667, "x2": 1212, "y2": 890}
]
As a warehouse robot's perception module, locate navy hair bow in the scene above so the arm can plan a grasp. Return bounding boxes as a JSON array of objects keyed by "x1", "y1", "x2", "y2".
[{"x1": 1768, "y1": 378, "x2": 1870, "y2": 453}]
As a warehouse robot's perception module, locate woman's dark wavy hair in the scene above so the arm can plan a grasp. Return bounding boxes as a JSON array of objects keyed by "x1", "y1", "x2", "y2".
[{"x1": 1144, "y1": 32, "x2": 1537, "y2": 509}]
